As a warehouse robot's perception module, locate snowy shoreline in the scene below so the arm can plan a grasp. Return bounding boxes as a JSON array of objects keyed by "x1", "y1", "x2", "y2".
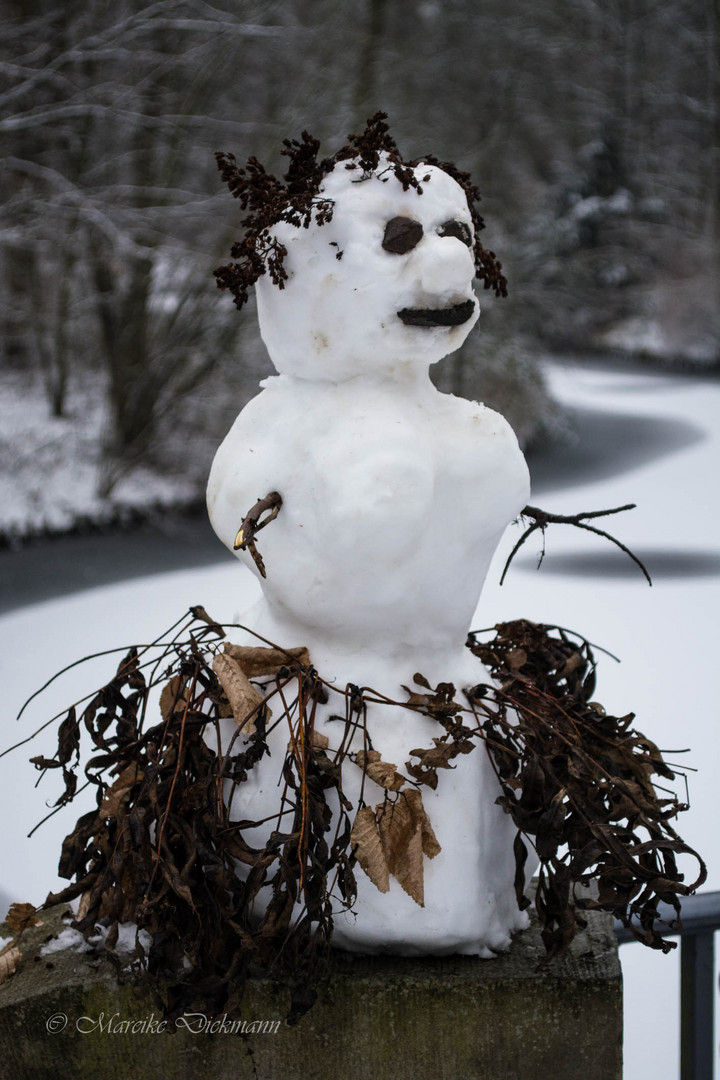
[{"x1": 3, "y1": 350, "x2": 717, "y2": 552}]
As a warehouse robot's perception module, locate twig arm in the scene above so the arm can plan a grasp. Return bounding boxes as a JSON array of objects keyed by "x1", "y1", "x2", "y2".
[
  {"x1": 233, "y1": 491, "x2": 283, "y2": 579},
  {"x1": 500, "y1": 503, "x2": 652, "y2": 586}
]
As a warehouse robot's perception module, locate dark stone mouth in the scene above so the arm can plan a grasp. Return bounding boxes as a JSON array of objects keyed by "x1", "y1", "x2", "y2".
[{"x1": 397, "y1": 299, "x2": 475, "y2": 327}]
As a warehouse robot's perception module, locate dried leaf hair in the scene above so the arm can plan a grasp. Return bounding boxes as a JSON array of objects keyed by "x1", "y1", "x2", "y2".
[{"x1": 214, "y1": 111, "x2": 507, "y2": 310}]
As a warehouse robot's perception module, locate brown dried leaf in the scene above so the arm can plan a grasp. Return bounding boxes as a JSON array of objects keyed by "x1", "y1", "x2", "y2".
[
  {"x1": 377, "y1": 794, "x2": 425, "y2": 906},
  {"x1": 222, "y1": 643, "x2": 310, "y2": 678},
  {"x1": 355, "y1": 749, "x2": 406, "y2": 792},
  {"x1": 5, "y1": 902, "x2": 39, "y2": 934},
  {"x1": 401, "y1": 679, "x2": 462, "y2": 719},
  {"x1": 212, "y1": 653, "x2": 266, "y2": 733},
  {"x1": 560, "y1": 651, "x2": 584, "y2": 677},
  {"x1": 405, "y1": 736, "x2": 474, "y2": 789},
  {"x1": 286, "y1": 730, "x2": 330, "y2": 754},
  {"x1": 162, "y1": 863, "x2": 194, "y2": 909},
  {"x1": 417, "y1": 794, "x2": 442, "y2": 861},
  {"x1": 403, "y1": 690, "x2": 433, "y2": 709},
  {"x1": 506, "y1": 648, "x2": 528, "y2": 671},
  {"x1": 57, "y1": 707, "x2": 80, "y2": 766},
  {"x1": 410, "y1": 737, "x2": 473, "y2": 771},
  {"x1": 100, "y1": 765, "x2": 144, "y2": 820},
  {"x1": 159, "y1": 675, "x2": 188, "y2": 722},
  {"x1": 0, "y1": 943, "x2": 21, "y2": 984},
  {"x1": 29, "y1": 755, "x2": 62, "y2": 770},
  {"x1": 190, "y1": 605, "x2": 226, "y2": 635},
  {"x1": 377, "y1": 790, "x2": 441, "y2": 907},
  {"x1": 350, "y1": 806, "x2": 389, "y2": 893},
  {"x1": 77, "y1": 891, "x2": 92, "y2": 923}
]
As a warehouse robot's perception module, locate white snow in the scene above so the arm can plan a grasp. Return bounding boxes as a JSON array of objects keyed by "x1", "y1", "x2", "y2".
[
  {"x1": 594, "y1": 311, "x2": 719, "y2": 365},
  {"x1": 87, "y1": 922, "x2": 152, "y2": 954},
  {"x1": 40, "y1": 926, "x2": 92, "y2": 955},
  {"x1": 37, "y1": 921, "x2": 150, "y2": 956},
  {"x1": 0, "y1": 368, "x2": 197, "y2": 541},
  {"x1": 568, "y1": 187, "x2": 632, "y2": 222},
  {"x1": 597, "y1": 317, "x2": 671, "y2": 359},
  {"x1": 1, "y1": 358, "x2": 716, "y2": 1076}
]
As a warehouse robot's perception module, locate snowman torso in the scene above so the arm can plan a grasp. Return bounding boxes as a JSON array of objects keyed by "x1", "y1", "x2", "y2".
[{"x1": 208, "y1": 372, "x2": 529, "y2": 661}]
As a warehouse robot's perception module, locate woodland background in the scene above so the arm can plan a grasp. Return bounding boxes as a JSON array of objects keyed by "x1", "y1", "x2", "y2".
[
  {"x1": 1, "y1": 0, "x2": 718, "y2": 532},
  {"x1": 1, "y1": 12, "x2": 719, "y2": 1074}
]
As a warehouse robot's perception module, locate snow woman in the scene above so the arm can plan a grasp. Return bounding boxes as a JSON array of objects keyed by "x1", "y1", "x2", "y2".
[
  {"x1": 207, "y1": 113, "x2": 532, "y2": 955},
  {"x1": 19, "y1": 115, "x2": 700, "y2": 1029}
]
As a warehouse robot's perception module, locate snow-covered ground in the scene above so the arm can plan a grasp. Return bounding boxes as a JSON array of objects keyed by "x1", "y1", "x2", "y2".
[
  {"x1": 0, "y1": 359, "x2": 718, "y2": 1077},
  {"x1": 0, "y1": 368, "x2": 199, "y2": 541}
]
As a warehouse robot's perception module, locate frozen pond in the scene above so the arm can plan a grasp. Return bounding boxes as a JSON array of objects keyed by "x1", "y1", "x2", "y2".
[{"x1": 1, "y1": 358, "x2": 718, "y2": 1077}]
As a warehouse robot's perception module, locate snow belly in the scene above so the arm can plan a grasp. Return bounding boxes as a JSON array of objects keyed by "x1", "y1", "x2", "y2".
[
  {"x1": 215, "y1": 380, "x2": 530, "y2": 656},
  {"x1": 217, "y1": 633, "x2": 528, "y2": 956}
]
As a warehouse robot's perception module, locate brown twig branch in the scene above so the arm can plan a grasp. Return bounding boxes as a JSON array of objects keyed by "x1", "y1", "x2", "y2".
[
  {"x1": 500, "y1": 503, "x2": 652, "y2": 586},
  {"x1": 233, "y1": 490, "x2": 283, "y2": 578}
]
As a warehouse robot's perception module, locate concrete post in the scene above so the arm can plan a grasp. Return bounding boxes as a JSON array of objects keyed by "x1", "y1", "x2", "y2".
[{"x1": 0, "y1": 900, "x2": 622, "y2": 1080}]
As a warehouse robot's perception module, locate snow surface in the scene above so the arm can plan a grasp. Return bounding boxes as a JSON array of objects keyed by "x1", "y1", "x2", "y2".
[
  {"x1": 37, "y1": 921, "x2": 151, "y2": 956},
  {"x1": 39, "y1": 926, "x2": 92, "y2": 955},
  {"x1": 0, "y1": 360, "x2": 718, "y2": 1076},
  {"x1": 0, "y1": 368, "x2": 197, "y2": 541},
  {"x1": 88, "y1": 923, "x2": 152, "y2": 954}
]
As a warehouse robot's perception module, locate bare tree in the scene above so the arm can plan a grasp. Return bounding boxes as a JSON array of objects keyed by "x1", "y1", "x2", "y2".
[{"x1": 1, "y1": 0, "x2": 288, "y2": 486}]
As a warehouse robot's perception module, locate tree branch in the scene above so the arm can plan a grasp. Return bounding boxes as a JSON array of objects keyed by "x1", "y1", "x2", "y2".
[
  {"x1": 500, "y1": 503, "x2": 652, "y2": 586},
  {"x1": 233, "y1": 491, "x2": 283, "y2": 579}
]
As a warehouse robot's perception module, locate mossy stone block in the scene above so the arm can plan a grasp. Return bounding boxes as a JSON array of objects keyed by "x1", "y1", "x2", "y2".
[{"x1": 0, "y1": 902, "x2": 621, "y2": 1080}]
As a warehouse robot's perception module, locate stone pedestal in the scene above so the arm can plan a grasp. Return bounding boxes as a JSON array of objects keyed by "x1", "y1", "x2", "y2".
[{"x1": 0, "y1": 901, "x2": 622, "y2": 1080}]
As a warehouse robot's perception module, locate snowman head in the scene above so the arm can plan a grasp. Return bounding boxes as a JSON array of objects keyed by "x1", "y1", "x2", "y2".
[{"x1": 215, "y1": 114, "x2": 506, "y2": 381}]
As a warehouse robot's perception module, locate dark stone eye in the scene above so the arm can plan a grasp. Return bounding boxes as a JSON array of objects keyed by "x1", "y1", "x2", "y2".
[
  {"x1": 439, "y1": 220, "x2": 472, "y2": 246},
  {"x1": 382, "y1": 216, "x2": 423, "y2": 254}
]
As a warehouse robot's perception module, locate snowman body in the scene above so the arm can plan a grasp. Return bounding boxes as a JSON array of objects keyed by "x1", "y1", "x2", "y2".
[{"x1": 207, "y1": 158, "x2": 532, "y2": 954}]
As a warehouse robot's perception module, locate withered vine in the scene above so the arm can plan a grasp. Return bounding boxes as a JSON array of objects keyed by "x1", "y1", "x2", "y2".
[
  {"x1": 467, "y1": 620, "x2": 704, "y2": 957},
  {"x1": 3, "y1": 609, "x2": 704, "y2": 1025}
]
